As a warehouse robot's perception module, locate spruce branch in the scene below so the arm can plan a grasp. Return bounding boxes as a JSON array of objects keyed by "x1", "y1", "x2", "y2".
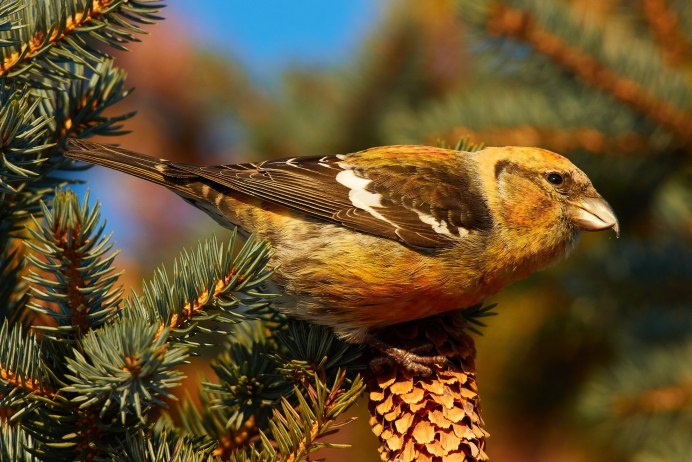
[
  {"x1": 180, "y1": 321, "x2": 364, "y2": 458},
  {"x1": 24, "y1": 189, "x2": 122, "y2": 340},
  {"x1": 1, "y1": 66, "x2": 132, "y2": 322},
  {"x1": 641, "y1": 0, "x2": 691, "y2": 67},
  {"x1": 42, "y1": 60, "x2": 134, "y2": 144},
  {"x1": 111, "y1": 429, "x2": 220, "y2": 462},
  {"x1": 62, "y1": 317, "x2": 189, "y2": 424},
  {"x1": 0, "y1": 83, "x2": 53, "y2": 196},
  {"x1": 0, "y1": 238, "x2": 28, "y2": 323},
  {"x1": 204, "y1": 336, "x2": 287, "y2": 436},
  {"x1": 184, "y1": 371, "x2": 365, "y2": 462},
  {"x1": 0, "y1": 320, "x2": 53, "y2": 416},
  {"x1": 0, "y1": 0, "x2": 164, "y2": 84},
  {"x1": 175, "y1": 321, "x2": 277, "y2": 451},
  {"x1": 0, "y1": 321, "x2": 56, "y2": 459},
  {"x1": 481, "y1": 1, "x2": 692, "y2": 141},
  {"x1": 0, "y1": 83, "x2": 45, "y2": 317},
  {"x1": 460, "y1": 303, "x2": 497, "y2": 336},
  {"x1": 0, "y1": 424, "x2": 38, "y2": 462},
  {"x1": 435, "y1": 126, "x2": 652, "y2": 157},
  {"x1": 387, "y1": 82, "x2": 663, "y2": 156},
  {"x1": 0, "y1": 2, "x2": 23, "y2": 46},
  {"x1": 633, "y1": 438, "x2": 692, "y2": 462},
  {"x1": 436, "y1": 136, "x2": 485, "y2": 153},
  {"x1": 1, "y1": 62, "x2": 136, "y2": 246},
  {"x1": 262, "y1": 371, "x2": 365, "y2": 462},
  {"x1": 177, "y1": 389, "x2": 257, "y2": 459},
  {"x1": 579, "y1": 339, "x2": 692, "y2": 457},
  {"x1": 124, "y1": 232, "x2": 275, "y2": 341},
  {"x1": 274, "y1": 321, "x2": 365, "y2": 382},
  {"x1": 451, "y1": 137, "x2": 484, "y2": 153},
  {"x1": 176, "y1": 320, "x2": 365, "y2": 460}
]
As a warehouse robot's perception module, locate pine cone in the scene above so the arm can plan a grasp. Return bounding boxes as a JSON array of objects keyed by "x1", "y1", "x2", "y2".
[{"x1": 367, "y1": 312, "x2": 490, "y2": 462}]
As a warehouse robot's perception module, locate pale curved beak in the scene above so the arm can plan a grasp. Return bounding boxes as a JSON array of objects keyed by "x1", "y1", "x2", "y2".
[{"x1": 569, "y1": 196, "x2": 619, "y2": 237}]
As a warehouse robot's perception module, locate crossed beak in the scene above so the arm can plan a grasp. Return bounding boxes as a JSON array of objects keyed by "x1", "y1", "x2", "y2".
[{"x1": 569, "y1": 196, "x2": 619, "y2": 237}]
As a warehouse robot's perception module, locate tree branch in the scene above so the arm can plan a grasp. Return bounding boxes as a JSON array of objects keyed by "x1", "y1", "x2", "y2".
[
  {"x1": 487, "y1": 3, "x2": 692, "y2": 141},
  {"x1": 0, "y1": 0, "x2": 112, "y2": 76},
  {"x1": 640, "y1": 0, "x2": 691, "y2": 67}
]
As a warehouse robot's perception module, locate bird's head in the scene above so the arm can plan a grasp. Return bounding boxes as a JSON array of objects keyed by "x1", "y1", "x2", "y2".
[{"x1": 474, "y1": 146, "x2": 619, "y2": 246}]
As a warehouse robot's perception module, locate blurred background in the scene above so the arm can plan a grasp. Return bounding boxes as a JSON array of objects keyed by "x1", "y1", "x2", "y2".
[{"x1": 82, "y1": 1, "x2": 691, "y2": 461}]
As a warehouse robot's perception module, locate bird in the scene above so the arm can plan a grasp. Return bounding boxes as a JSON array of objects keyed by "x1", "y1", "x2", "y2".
[{"x1": 66, "y1": 140, "x2": 618, "y2": 371}]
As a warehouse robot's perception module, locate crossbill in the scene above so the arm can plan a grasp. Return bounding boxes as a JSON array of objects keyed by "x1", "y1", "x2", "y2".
[{"x1": 66, "y1": 141, "x2": 618, "y2": 365}]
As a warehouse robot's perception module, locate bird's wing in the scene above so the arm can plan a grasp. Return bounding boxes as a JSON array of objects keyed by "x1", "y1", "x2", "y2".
[
  {"x1": 172, "y1": 145, "x2": 494, "y2": 248},
  {"x1": 66, "y1": 141, "x2": 493, "y2": 248}
]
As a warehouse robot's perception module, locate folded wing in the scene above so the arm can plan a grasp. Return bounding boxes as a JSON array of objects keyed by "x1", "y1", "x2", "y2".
[{"x1": 67, "y1": 141, "x2": 492, "y2": 249}]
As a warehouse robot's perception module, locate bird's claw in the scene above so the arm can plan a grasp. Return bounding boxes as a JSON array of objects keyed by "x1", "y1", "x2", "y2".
[{"x1": 367, "y1": 337, "x2": 450, "y2": 377}]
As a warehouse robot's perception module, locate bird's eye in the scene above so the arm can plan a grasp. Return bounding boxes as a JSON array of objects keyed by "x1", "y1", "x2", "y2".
[{"x1": 546, "y1": 173, "x2": 564, "y2": 185}]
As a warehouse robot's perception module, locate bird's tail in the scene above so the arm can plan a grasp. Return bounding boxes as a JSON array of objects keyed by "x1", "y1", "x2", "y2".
[
  {"x1": 65, "y1": 139, "x2": 197, "y2": 191},
  {"x1": 66, "y1": 139, "x2": 262, "y2": 233}
]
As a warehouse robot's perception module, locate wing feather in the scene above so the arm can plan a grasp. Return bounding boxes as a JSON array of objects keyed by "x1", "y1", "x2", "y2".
[
  {"x1": 67, "y1": 141, "x2": 493, "y2": 249},
  {"x1": 171, "y1": 146, "x2": 492, "y2": 248}
]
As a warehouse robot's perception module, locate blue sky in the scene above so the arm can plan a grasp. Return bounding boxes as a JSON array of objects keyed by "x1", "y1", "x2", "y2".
[{"x1": 167, "y1": 1, "x2": 385, "y2": 76}]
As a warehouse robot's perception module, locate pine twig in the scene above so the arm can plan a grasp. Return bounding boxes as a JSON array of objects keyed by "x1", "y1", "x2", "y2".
[
  {"x1": 24, "y1": 190, "x2": 122, "y2": 340},
  {"x1": 275, "y1": 371, "x2": 365, "y2": 462},
  {"x1": 1, "y1": 0, "x2": 105, "y2": 75},
  {"x1": 486, "y1": 3, "x2": 692, "y2": 141},
  {"x1": 0, "y1": 321, "x2": 53, "y2": 400},
  {"x1": 123, "y1": 232, "x2": 275, "y2": 340},
  {"x1": 0, "y1": 0, "x2": 163, "y2": 81},
  {"x1": 640, "y1": 0, "x2": 691, "y2": 67},
  {"x1": 612, "y1": 383, "x2": 692, "y2": 417},
  {"x1": 433, "y1": 126, "x2": 652, "y2": 156},
  {"x1": 579, "y1": 339, "x2": 692, "y2": 457}
]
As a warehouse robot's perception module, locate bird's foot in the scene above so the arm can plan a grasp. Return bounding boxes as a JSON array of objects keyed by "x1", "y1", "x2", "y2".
[{"x1": 367, "y1": 336, "x2": 450, "y2": 377}]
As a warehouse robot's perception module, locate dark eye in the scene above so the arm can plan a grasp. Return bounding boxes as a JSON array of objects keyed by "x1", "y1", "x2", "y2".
[{"x1": 546, "y1": 173, "x2": 563, "y2": 185}]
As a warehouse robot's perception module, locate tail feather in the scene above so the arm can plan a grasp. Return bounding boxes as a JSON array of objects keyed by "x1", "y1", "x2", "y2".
[
  {"x1": 66, "y1": 139, "x2": 261, "y2": 232},
  {"x1": 66, "y1": 140, "x2": 196, "y2": 190}
]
